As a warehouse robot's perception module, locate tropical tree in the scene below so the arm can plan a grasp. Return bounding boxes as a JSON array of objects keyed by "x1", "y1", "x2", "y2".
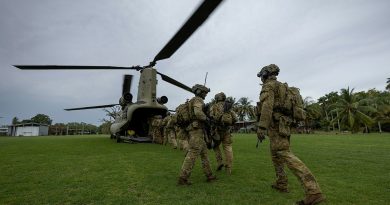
[
  {"x1": 303, "y1": 97, "x2": 322, "y2": 133},
  {"x1": 366, "y1": 90, "x2": 390, "y2": 133},
  {"x1": 318, "y1": 92, "x2": 340, "y2": 131},
  {"x1": 234, "y1": 97, "x2": 255, "y2": 121},
  {"x1": 101, "y1": 106, "x2": 122, "y2": 123},
  {"x1": 331, "y1": 87, "x2": 375, "y2": 133},
  {"x1": 49, "y1": 123, "x2": 66, "y2": 135},
  {"x1": 12, "y1": 117, "x2": 19, "y2": 125},
  {"x1": 31, "y1": 114, "x2": 53, "y2": 125},
  {"x1": 99, "y1": 121, "x2": 112, "y2": 134}
]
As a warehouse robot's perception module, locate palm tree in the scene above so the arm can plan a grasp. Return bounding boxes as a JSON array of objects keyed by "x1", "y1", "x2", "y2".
[
  {"x1": 331, "y1": 87, "x2": 375, "y2": 133},
  {"x1": 386, "y1": 78, "x2": 390, "y2": 91},
  {"x1": 366, "y1": 90, "x2": 390, "y2": 133},
  {"x1": 235, "y1": 97, "x2": 255, "y2": 121}
]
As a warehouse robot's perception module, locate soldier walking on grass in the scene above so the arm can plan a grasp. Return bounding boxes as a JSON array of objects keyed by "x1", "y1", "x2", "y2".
[
  {"x1": 177, "y1": 84, "x2": 217, "y2": 185},
  {"x1": 209, "y1": 92, "x2": 237, "y2": 174},
  {"x1": 162, "y1": 112, "x2": 178, "y2": 149},
  {"x1": 256, "y1": 64, "x2": 325, "y2": 205},
  {"x1": 151, "y1": 115, "x2": 163, "y2": 144}
]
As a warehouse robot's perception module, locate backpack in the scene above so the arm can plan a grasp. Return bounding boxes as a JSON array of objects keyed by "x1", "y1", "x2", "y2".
[
  {"x1": 278, "y1": 83, "x2": 306, "y2": 121},
  {"x1": 221, "y1": 112, "x2": 233, "y2": 125},
  {"x1": 176, "y1": 101, "x2": 192, "y2": 126},
  {"x1": 210, "y1": 102, "x2": 234, "y2": 126}
]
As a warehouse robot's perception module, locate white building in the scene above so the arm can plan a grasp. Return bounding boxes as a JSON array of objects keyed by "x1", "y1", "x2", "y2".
[
  {"x1": 8, "y1": 123, "x2": 49, "y2": 136},
  {"x1": 0, "y1": 126, "x2": 8, "y2": 136}
]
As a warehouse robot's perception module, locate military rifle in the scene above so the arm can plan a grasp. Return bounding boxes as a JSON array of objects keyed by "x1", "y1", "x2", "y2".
[
  {"x1": 255, "y1": 102, "x2": 264, "y2": 149},
  {"x1": 203, "y1": 103, "x2": 215, "y2": 149}
]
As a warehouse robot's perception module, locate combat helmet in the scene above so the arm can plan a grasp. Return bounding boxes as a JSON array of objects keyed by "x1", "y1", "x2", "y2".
[
  {"x1": 214, "y1": 92, "x2": 226, "y2": 102},
  {"x1": 257, "y1": 64, "x2": 280, "y2": 79},
  {"x1": 192, "y1": 84, "x2": 210, "y2": 98}
]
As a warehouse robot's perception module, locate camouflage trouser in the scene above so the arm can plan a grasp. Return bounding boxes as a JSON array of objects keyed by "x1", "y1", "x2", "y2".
[
  {"x1": 269, "y1": 128, "x2": 322, "y2": 196},
  {"x1": 213, "y1": 129, "x2": 233, "y2": 169},
  {"x1": 176, "y1": 128, "x2": 189, "y2": 151},
  {"x1": 179, "y1": 129, "x2": 212, "y2": 179},
  {"x1": 164, "y1": 128, "x2": 178, "y2": 147},
  {"x1": 152, "y1": 128, "x2": 163, "y2": 144}
]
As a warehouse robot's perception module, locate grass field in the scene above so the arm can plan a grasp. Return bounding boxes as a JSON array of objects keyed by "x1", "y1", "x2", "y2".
[{"x1": 1, "y1": 133, "x2": 389, "y2": 205}]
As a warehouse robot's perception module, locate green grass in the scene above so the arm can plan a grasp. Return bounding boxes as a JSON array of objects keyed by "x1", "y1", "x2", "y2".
[{"x1": 0, "y1": 133, "x2": 389, "y2": 205}]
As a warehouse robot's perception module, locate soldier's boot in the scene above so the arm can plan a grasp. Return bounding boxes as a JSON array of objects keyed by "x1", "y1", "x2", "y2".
[
  {"x1": 177, "y1": 177, "x2": 192, "y2": 186},
  {"x1": 216, "y1": 164, "x2": 224, "y2": 171},
  {"x1": 296, "y1": 193, "x2": 326, "y2": 205},
  {"x1": 271, "y1": 183, "x2": 289, "y2": 193},
  {"x1": 206, "y1": 175, "x2": 217, "y2": 183}
]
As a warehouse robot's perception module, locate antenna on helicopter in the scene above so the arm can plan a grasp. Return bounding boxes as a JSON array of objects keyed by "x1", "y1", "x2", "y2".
[{"x1": 204, "y1": 72, "x2": 208, "y2": 86}]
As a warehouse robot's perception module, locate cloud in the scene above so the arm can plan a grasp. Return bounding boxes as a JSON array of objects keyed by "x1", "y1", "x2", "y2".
[{"x1": 1, "y1": 0, "x2": 389, "y2": 125}]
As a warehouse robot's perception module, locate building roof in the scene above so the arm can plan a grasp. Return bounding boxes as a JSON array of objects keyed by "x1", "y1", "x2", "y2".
[{"x1": 9, "y1": 123, "x2": 49, "y2": 127}]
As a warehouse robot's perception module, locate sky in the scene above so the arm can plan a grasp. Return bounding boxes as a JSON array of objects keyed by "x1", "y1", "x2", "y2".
[{"x1": 0, "y1": 0, "x2": 389, "y2": 126}]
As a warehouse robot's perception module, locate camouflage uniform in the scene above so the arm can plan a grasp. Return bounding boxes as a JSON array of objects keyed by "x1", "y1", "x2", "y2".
[
  {"x1": 164, "y1": 115, "x2": 178, "y2": 148},
  {"x1": 151, "y1": 117, "x2": 163, "y2": 144},
  {"x1": 178, "y1": 85, "x2": 216, "y2": 184},
  {"x1": 257, "y1": 64, "x2": 324, "y2": 204},
  {"x1": 175, "y1": 126, "x2": 189, "y2": 151},
  {"x1": 210, "y1": 93, "x2": 237, "y2": 174}
]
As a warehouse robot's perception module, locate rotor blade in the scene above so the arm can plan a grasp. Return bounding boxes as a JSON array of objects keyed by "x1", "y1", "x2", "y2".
[
  {"x1": 64, "y1": 104, "x2": 119, "y2": 111},
  {"x1": 14, "y1": 65, "x2": 142, "y2": 70},
  {"x1": 153, "y1": 0, "x2": 223, "y2": 63},
  {"x1": 122, "y1": 75, "x2": 133, "y2": 95},
  {"x1": 157, "y1": 72, "x2": 193, "y2": 93}
]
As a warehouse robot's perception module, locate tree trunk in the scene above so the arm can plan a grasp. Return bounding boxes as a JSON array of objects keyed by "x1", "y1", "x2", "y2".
[
  {"x1": 331, "y1": 113, "x2": 335, "y2": 131},
  {"x1": 337, "y1": 111, "x2": 341, "y2": 132},
  {"x1": 365, "y1": 125, "x2": 368, "y2": 134},
  {"x1": 325, "y1": 110, "x2": 330, "y2": 131},
  {"x1": 378, "y1": 121, "x2": 382, "y2": 134}
]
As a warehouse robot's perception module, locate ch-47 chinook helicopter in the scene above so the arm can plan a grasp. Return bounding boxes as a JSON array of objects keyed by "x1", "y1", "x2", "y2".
[{"x1": 14, "y1": 0, "x2": 224, "y2": 143}]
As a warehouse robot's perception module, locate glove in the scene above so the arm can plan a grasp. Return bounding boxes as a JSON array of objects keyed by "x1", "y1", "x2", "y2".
[{"x1": 257, "y1": 128, "x2": 266, "y2": 142}]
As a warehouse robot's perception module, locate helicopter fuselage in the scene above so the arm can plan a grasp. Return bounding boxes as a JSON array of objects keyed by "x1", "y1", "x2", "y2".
[{"x1": 110, "y1": 67, "x2": 168, "y2": 138}]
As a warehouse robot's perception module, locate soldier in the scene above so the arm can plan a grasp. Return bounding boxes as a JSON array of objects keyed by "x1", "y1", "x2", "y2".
[
  {"x1": 151, "y1": 115, "x2": 163, "y2": 144},
  {"x1": 209, "y1": 92, "x2": 237, "y2": 175},
  {"x1": 256, "y1": 64, "x2": 325, "y2": 205},
  {"x1": 161, "y1": 113, "x2": 170, "y2": 145},
  {"x1": 164, "y1": 113, "x2": 178, "y2": 149},
  {"x1": 177, "y1": 84, "x2": 216, "y2": 185}
]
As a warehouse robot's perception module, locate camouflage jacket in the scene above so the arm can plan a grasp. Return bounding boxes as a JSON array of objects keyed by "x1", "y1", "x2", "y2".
[
  {"x1": 161, "y1": 115, "x2": 170, "y2": 127},
  {"x1": 189, "y1": 96, "x2": 207, "y2": 122},
  {"x1": 258, "y1": 78, "x2": 283, "y2": 129}
]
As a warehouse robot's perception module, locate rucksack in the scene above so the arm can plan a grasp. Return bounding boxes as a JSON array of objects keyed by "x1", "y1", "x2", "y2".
[
  {"x1": 278, "y1": 83, "x2": 306, "y2": 121},
  {"x1": 176, "y1": 101, "x2": 192, "y2": 126},
  {"x1": 210, "y1": 102, "x2": 234, "y2": 126},
  {"x1": 221, "y1": 113, "x2": 233, "y2": 125}
]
